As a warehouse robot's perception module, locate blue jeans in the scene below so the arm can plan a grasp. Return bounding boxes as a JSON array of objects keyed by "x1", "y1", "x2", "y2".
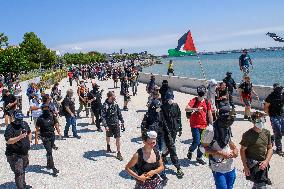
[
  {"x1": 213, "y1": 169, "x2": 236, "y2": 189},
  {"x1": 64, "y1": 116, "x2": 78, "y2": 136},
  {"x1": 188, "y1": 128, "x2": 204, "y2": 158},
  {"x1": 271, "y1": 116, "x2": 284, "y2": 151}
]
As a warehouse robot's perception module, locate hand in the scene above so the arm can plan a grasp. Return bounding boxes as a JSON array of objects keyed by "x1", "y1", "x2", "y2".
[
  {"x1": 259, "y1": 160, "x2": 268, "y2": 170},
  {"x1": 178, "y1": 130, "x2": 182, "y2": 137},
  {"x1": 19, "y1": 131, "x2": 27, "y2": 139},
  {"x1": 243, "y1": 166, "x2": 250, "y2": 177},
  {"x1": 256, "y1": 96, "x2": 259, "y2": 100},
  {"x1": 240, "y1": 97, "x2": 243, "y2": 103},
  {"x1": 71, "y1": 113, "x2": 75, "y2": 117},
  {"x1": 137, "y1": 174, "x2": 148, "y2": 182},
  {"x1": 121, "y1": 124, "x2": 125, "y2": 132},
  {"x1": 105, "y1": 127, "x2": 109, "y2": 132},
  {"x1": 145, "y1": 170, "x2": 156, "y2": 178},
  {"x1": 232, "y1": 148, "x2": 238, "y2": 158},
  {"x1": 220, "y1": 151, "x2": 233, "y2": 159},
  {"x1": 240, "y1": 67, "x2": 243, "y2": 71}
]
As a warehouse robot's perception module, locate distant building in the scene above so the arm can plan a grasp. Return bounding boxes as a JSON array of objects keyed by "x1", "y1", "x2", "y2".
[{"x1": 120, "y1": 49, "x2": 123, "y2": 54}]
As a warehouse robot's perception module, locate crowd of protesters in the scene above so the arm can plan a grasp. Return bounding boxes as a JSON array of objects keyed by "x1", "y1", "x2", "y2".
[{"x1": 0, "y1": 51, "x2": 283, "y2": 189}]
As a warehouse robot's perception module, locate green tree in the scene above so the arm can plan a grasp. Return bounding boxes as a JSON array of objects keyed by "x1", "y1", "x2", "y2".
[
  {"x1": 0, "y1": 33, "x2": 9, "y2": 49},
  {"x1": 0, "y1": 47, "x2": 28, "y2": 74},
  {"x1": 20, "y1": 32, "x2": 56, "y2": 70}
]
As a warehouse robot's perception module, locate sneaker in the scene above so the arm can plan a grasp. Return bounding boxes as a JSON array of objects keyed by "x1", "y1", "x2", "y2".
[
  {"x1": 74, "y1": 135, "x2": 81, "y2": 139},
  {"x1": 176, "y1": 168, "x2": 184, "y2": 179},
  {"x1": 187, "y1": 151, "x2": 192, "y2": 160},
  {"x1": 244, "y1": 115, "x2": 248, "y2": 120},
  {"x1": 24, "y1": 184, "x2": 32, "y2": 189},
  {"x1": 52, "y1": 145, "x2": 59, "y2": 150},
  {"x1": 123, "y1": 107, "x2": 128, "y2": 111},
  {"x1": 196, "y1": 158, "x2": 207, "y2": 165},
  {"x1": 63, "y1": 134, "x2": 69, "y2": 138},
  {"x1": 52, "y1": 168, "x2": 59, "y2": 177},
  {"x1": 116, "y1": 152, "x2": 124, "y2": 161}
]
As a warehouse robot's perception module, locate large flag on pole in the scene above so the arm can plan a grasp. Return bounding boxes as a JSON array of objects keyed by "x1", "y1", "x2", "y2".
[{"x1": 168, "y1": 30, "x2": 197, "y2": 57}]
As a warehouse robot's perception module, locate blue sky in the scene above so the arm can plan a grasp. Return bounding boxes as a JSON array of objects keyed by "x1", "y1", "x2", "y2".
[{"x1": 1, "y1": 0, "x2": 284, "y2": 55}]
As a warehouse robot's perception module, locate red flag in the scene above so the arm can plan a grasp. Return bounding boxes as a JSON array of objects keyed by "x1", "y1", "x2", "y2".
[{"x1": 183, "y1": 31, "x2": 197, "y2": 52}]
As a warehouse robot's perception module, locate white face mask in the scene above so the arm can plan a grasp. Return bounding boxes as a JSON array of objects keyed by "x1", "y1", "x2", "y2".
[
  {"x1": 156, "y1": 107, "x2": 161, "y2": 112},
  {"x1": 255, "y1": 122, "x2": 264, "y2": 130}
]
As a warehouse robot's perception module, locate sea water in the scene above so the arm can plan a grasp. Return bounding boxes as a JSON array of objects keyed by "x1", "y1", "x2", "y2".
[{"x1": 143, "y1": 50, "x2": 284, "y2": 86}]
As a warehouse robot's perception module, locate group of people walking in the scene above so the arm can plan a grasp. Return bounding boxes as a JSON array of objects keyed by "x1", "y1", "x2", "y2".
[{"x1": 0, "y1": 52, "x2": 283, "y2": 189}]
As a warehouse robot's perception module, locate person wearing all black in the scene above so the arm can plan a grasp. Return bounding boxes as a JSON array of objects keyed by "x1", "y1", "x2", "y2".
[
  {"x1": 216, "y1": 82, "x2": 229, "y2": 111},
  {"x1": 159, "y1": 80, "x2": 173, "y2": 105},
  {"x1": 62, "y1": 89, "x2": 81, "y2": 139},
  {"x1": 4, "y1": 111, "x2": 32, "y2": 189},
  {"x1": 121, "y1": 76, "x2": 130, "y2": 111},
  {"x1": 264, "y1": 83, "x2": 284, "y2": 157},
  {"x1": 119, "y1": 70, "x2": 126, "y2": 95},
  {"x1": 36, "y1": 103, "x2": 61, "y2": 177},
  {"x1": 101, "y1": 91, "x2": 125, "y2": 161},
  {"x1": 223, "y1": 72, "x2": 237, "y2": 111},
  {"x1": 159, "y1": 93, "x2": 184, "y2": 179},
  {"x1": 88, "y1": 83, "x2": 103, "y2": 132},
  {"x1": 112, "y1": 69, "x2": 119, "y2": 88},
  {"x1": 2, "y1": 89, "x2": 17, "y2": 127}
]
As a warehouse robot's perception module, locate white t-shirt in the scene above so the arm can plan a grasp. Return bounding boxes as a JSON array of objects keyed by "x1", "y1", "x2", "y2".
[
  {"x1": 14, "y1": 84, "x2": 22, "y2": 97},
  {"x1": 29, "y1": 100, "x2": 42, "y2": 118},
  {"x1": 202, "y1": 125, "x2": 235, "y2": 173}
]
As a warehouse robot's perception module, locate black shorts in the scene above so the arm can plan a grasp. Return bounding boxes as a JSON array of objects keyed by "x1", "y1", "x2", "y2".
[
  {"x1": 4, "y1": 109, "x2": 14, "y2": 117},
  {"x1": 106, "y1": 125, "x2": 120, "y2": 138}
]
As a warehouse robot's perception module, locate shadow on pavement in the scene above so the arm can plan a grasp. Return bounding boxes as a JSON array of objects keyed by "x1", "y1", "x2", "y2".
[
  {"x1": 131, "y1": 136, "x2": 142, "y2": 144},
  {"x1": 136, "y1": 110, "x2": 147, "y2": 113},
  {"x1": 0, "y1": 182, "x2": 17, "y2": 189},
  {"x1": 83, "y1": 150, "x2": 116, "y2": 161},
  {"x1": 77, "y1": 123, "x2": 90, "y2": 127},
  {"x1": 30, "y1": 144, "x2": 45, "y2": 150},
  {"x1": 180, "y1": 139, "x2": 193, "y2": 145},
  {"x1": 179, "y1": 158, "x2": 199, "y2": 167},
  {"x1": 77, "y1": 128, "x2": 96, "y2": 134},
  {"x1": 26, "y1": 165, "x2": 53, "y2": 176},
  {"x1": 119, "y1": 170, "x2": 134, "y2": 180}
]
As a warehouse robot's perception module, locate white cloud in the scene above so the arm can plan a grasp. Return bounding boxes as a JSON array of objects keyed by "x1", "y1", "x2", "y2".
[
  {"x1": 52, "y1": 26, "x2": 284, "y2": 55},
  {"x1": 53, "y1": 34, "x2": 179, "y2": 54}
]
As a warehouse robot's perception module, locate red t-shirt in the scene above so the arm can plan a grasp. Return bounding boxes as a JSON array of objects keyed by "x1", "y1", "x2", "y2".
[
  {"x1": 68, "y1": 71, "x2": 73, "y2": 79},
  {"x1": 188, "y1": 98, "x2": 212, "y2": 129}
]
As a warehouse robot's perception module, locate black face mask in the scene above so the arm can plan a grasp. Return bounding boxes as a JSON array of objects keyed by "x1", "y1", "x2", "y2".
[
  {"x1": 197, "y1": 91, "x2": 205, "y2": 97},
  {"x1": 42, "y1": 110, "x2": 51, "y2": 116},
  {"x1": 14, "y1": 119, "x2": 23, "y2": 126}
]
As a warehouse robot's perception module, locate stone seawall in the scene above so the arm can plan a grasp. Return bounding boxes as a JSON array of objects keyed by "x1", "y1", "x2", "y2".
[{"x1": 138, "y1": 73, "x2": 273, "y2": 110}]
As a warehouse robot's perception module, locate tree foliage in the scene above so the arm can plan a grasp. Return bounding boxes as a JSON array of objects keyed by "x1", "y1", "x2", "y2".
[
  {"x1": 63, "y1": 52, "x2": 106, "y2": 65},
  {"x1": 0, "y1": 47, "x2": 28, "y2": 74},
  {"x1": 19, "y1": 32, "x2": 56, "y2": 70}
]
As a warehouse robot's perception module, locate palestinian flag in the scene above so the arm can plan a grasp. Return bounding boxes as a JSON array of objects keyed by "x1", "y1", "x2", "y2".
[{"x1": 168, "y1": 30, "x2": 197, "y2": 57}]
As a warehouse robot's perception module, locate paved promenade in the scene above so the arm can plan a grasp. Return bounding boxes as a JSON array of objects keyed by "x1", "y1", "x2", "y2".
[{"x1": 0, "y1": 77, "x2": 283, "y2": 189}]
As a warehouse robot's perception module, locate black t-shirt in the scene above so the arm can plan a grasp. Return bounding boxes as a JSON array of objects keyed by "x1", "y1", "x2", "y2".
[
  {"x1": 2, "y1": 94, "x2": 16, "y2": 109},
  {"x1": 265, "y1": 92, "x2": 284, "y2": 117},
  {"x1": 36, "y1": 113, "x2": 58, "y2": 137},
  {"x1": 239, "y1": 82, "x2": 253, "y2": 94},
  {"x1": 62, "y1": 96, "x2": 76, "y2": 116},
  {"x1": 4, "y1": 122, "x2": 31, "y2": 156}
]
